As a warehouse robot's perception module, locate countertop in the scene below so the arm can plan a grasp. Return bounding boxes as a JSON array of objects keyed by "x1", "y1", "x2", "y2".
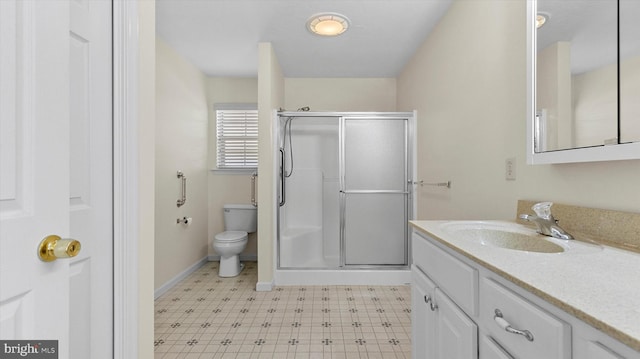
[{"x1": 410, "y1": 220, "x2": 640, "y2": 352}]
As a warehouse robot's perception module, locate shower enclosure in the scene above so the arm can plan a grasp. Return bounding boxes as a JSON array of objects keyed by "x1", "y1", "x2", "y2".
[{"x1": 276, "y1": 111, "x2": 415, "y2": 284}]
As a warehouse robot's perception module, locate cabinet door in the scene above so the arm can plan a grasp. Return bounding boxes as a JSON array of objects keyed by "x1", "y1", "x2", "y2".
[
  {"x1": 436, "y1": 288, "x2": 478, "y2": 359},
  {"x1": 412, "y1": 266, "x2": 437, "y2": 359},
  {"x1": 480, "y1": 335, "x2": 514, "y2": 359},
  {"x1": 583, "y1": 341, "x2": 625, "y2": 359}
]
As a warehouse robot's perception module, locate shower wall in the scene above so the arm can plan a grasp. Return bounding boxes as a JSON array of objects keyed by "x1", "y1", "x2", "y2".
[{"x1": 279, "y1": 117, "x2": 339, "y2": 268}]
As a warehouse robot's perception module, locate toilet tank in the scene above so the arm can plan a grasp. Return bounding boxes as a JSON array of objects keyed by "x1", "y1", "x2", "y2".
[{"x1": 223, "y1": 204, "x2": 257, "y2": 233}]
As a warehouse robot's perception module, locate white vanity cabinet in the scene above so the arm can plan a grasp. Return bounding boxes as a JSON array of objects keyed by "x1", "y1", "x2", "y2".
[
  {"x1": 412, "y1": 229, "x2": 479, "y2": 359},
  {"x1": 411, "y1": 228, "x2": 640, "y2": 359},
  {"x1": 412, "y1": 265, "x2": 478, "y2": 359}
]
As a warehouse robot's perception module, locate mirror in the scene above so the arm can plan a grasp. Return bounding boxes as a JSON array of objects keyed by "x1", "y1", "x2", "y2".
[
  {"x1": 536, "y1": 0, "x2": 617, "y2": 152},
  {"x1": 620, "y1": 0, "x2": 640, "y2": 144},
  {"x1": 527, "y1": 0, "x2": 640, "y2": 164}
]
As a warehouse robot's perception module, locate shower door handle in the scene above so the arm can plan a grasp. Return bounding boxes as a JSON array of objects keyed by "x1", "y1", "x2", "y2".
[{"x1": 279, "y1": 148, "x2": 286, "y2": 207}]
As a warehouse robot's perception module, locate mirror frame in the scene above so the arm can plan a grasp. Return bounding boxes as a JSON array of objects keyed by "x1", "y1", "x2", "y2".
[{"x1": 526, "y1": 0, "x2": 640, "y2": 164}]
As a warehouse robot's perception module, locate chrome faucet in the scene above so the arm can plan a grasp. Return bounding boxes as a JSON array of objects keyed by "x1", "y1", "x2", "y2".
[{"x1": 519, "y1": 202, "x2": 574, "y2": 240}]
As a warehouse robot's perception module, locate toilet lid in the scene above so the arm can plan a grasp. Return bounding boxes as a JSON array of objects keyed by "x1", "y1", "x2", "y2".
[{"x1": 215, "y1": 231, "x2": 248, "y2": 242}]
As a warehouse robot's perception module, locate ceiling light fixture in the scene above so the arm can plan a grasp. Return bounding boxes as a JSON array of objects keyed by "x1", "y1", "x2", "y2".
[
  {"x1": 536, "y1": 13, "x2": 549, "y2": 29},
  {"x1": 307, "y1": 12, "x2": 350, "y2": 36}
]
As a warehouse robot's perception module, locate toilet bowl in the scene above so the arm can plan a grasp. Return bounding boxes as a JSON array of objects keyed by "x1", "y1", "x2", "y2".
[
  {"x1": 212, "y1": 231, "x2": 248, "y2": 277},
  {"x1": 212, "y1": 204, "x2": 257, "y2": 277}
]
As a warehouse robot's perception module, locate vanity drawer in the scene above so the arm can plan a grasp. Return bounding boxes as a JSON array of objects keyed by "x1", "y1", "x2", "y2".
[
  {"x1": 412, "y1": 231, "x2": 478, "y2": 316},
  {"x1": 480, "y1": 277, "x2": 571, "y2": 359}
]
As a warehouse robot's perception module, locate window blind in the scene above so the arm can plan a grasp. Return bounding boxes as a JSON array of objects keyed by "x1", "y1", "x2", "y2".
[{"x1": 216, "y1": 107, "x2": 259, "y2": 169}]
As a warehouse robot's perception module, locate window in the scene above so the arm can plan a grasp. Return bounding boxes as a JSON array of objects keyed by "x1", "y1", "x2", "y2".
[{"x1": 215, "y1": 104, "x2": 258, "y2": 170}]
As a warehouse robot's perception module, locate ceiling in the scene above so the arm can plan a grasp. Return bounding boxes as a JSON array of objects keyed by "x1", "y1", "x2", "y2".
[{"x1": 156, "y1": 0, "x2": 453, "y2": 78}]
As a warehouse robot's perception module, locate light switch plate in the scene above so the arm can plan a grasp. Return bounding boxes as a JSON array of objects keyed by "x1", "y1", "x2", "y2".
[{"x1": 505, "y1": 157, "x2": 516, "y2": 180}]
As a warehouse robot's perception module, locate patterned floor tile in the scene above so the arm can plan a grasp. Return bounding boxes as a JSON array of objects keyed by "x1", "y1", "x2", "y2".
[{"x1": 154, "y1": 262, "x2": 411, "y2": 358}]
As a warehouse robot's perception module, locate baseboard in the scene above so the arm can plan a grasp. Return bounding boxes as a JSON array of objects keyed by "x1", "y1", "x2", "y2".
[
  {"x1": 154, "y1": 257, "x2": 208, "y2": 300},
  {"x1": 255, "y1": 280, "x2": 274, "y2": 292},
  {"x1": 207, "y1": 254, "x2": 257, "y2": 262}
]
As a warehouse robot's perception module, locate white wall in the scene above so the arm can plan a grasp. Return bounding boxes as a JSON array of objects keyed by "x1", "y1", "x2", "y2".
[
  {"x1": 257, "y1": 43, "x2": 284, "y2": 290},
  {"x1": 285, "y1": 78, "x2": 396, "y2": 112},
  {"x1": 155, "y1": 38, "x2": 209, "y2": 288},
  {"x1": 398, "y1": 0, "x2": 640, "y2": 219},
  {"x1": 206, "y1": 78, "x2": 259, "y2": 259},
  {"x1": 398, "y1": 0, "x2": 523, "y2": 220}
]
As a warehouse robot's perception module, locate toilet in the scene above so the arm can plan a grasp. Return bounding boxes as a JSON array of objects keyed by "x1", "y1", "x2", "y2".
[{"x1": 212, "y1": 204, "x2": 257, "y2": 277}]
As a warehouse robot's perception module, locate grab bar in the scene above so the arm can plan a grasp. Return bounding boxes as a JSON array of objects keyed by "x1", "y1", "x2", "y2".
[
  {"x1": 176, "y1": 170, "x2": 187, "y2": 207},
  {"x1": 279, "y1": 148, "x2": 286, "y2": 207},
  {"x1": 251, "y1": 172, "x2": 258, "y2": 207}
]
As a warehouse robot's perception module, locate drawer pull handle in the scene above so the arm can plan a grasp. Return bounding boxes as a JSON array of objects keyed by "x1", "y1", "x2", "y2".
[
  {"x1": 494, "y1": 309, "x2": 534, "y2": 342},
  {"x1": 424, "y1": 295, "x2": 438, "y2": 311}
]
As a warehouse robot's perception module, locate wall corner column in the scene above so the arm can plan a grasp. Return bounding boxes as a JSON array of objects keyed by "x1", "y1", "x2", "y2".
[{"x1": 256, "y1": 42, "x2": 284, "y2": 290}]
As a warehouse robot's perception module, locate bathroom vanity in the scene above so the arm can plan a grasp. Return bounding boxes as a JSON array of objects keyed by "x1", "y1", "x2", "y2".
[{"x1": 410, "y1": 220, "x2": 640, "y2": 359}]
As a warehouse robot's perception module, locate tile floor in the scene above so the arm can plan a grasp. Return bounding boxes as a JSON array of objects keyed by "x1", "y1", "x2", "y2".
[{"x1": 154, "y1": 262, "x2": 412, "y2": 358}]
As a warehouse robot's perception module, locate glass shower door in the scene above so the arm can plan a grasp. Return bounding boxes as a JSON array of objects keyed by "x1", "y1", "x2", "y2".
[{"x1": 341, "y1": 117, "x2": 409, "y2": 266}]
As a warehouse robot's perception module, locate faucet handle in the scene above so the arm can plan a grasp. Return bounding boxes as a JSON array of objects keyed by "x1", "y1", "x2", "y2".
[
  {"x1": 532, "y1": 202, "x2": 553, "y2": 220},
  {"x1": 519, "y1": 214, "x2": 532, "y2": 221}
]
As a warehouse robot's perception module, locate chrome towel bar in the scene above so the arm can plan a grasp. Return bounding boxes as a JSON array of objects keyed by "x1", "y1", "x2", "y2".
[{"x1": 413, "y1": 180, "x2": 451, "y2": 189}]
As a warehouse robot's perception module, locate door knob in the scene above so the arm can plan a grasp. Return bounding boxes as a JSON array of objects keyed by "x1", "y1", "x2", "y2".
[{"x1": 38, "y1": 235, "x2": 81, "y2": 262}]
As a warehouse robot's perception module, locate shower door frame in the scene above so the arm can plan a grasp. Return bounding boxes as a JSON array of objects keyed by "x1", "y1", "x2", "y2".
[
  {"x1": 339, "y1": 115, "x2": 412, "y2": 268},
  {"x1": 276, "y1": 111, "x2": 416, "y2": 270}
]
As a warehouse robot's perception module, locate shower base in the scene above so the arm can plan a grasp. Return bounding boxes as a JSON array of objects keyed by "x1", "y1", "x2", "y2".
[{"x1": 274, "y1": 268, "x2": 411, "y2": 286}]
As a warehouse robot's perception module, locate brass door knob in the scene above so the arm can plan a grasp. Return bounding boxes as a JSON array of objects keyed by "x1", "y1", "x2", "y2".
[{"x1": 38, "y1": 235, "x2": 81, "y2": 262}]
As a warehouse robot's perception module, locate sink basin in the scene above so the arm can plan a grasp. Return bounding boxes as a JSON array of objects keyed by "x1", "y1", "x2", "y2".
[
  {"x1": 440, "y1": 221, "x2": 567, "y2": 253},
  {"x1": 456, "y1": 228, "x2": 564, "y2": 253}
]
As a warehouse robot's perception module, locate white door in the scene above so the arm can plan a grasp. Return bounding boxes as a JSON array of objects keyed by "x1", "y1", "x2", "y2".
[
  {"x1": 0, "y1": 1, "x2": 112, "y2": 358},
  {"x1": 68, "y1": 0, "x2": 113, "y2": 358}
]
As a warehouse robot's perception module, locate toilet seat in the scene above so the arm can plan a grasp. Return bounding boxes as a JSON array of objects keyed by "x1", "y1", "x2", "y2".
[{"x1": 215, "y1": 231, "x2": 247, "y2": 243}]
